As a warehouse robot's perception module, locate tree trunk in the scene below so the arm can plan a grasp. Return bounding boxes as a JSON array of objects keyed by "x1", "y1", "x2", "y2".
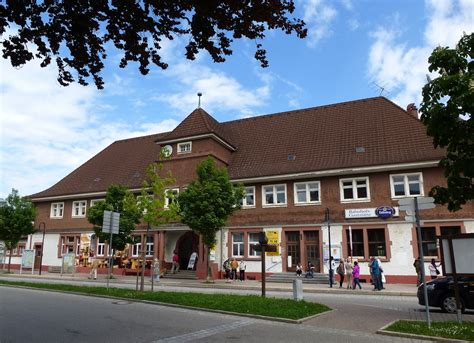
[
  {"x1": 7, "y1": 248, "x2": 12, "y2": 273},
  {"x1": 206, "y1": 246, "x2": 212, "y2": 282}
]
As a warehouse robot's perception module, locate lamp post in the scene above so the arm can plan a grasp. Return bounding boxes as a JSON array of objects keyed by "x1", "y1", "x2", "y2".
[
  {"x1": 38, "y1": 222, "x2": 46, "y2": 275},
  {"x1": 325, "y1": 208, "x2": 333, "y2": 288},
  {"x1": 259, "y1": 231, "x2": 268, "y2": 297}
]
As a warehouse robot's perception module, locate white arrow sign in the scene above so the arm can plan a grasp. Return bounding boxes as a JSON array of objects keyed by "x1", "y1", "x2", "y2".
[{"x1": 398, "y1": 197, "x2": 435, "y2": 211}]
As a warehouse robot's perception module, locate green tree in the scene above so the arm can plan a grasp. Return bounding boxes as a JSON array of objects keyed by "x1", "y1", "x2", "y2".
[
  {"x1": 87, "y1": 184, "x2": 141, "y2": 251},
  {"x1": 1, "y1": 1, "x2": 306, "y2": 89},
  {"x1": 420, "y1": 33, "x2": 474, "y2": 212},
  {"x1": 136, "y1": 161, "x2": 179, "y2": 291},
  {"x1": 178, "y1": 157, "x2": 244, "y2": 280},
  {"x1": 0, "y1": 189, "x2": 36, "y2": 272}
]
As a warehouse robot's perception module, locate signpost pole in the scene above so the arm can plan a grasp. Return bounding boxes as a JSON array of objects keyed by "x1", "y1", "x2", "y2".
[
  {"x1": 106, "y1": 211, "x2": 113, "y2": 290},
  {"x1": 325, "y1": 208, "x2": 333, "y2": 288},
  {"x1": 259, "y1": 232, "x2": 268, "y2": 297},
  {"x1": 414, "y1": 197, "x2": 431, "y2": 328}
]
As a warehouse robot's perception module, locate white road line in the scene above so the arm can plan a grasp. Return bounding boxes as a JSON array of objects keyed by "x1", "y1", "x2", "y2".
[{"x1": 151, "y1": 320, "x2": 253, "y2": 343}]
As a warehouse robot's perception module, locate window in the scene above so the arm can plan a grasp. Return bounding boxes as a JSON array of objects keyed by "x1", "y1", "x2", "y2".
[
  {"x1": 177, "y1": 141, "x2": 192, "y2": 154},
  {"x1": 232, "y1": 233, "x2": 244, "y2": 257},
  {"x1": 164, "y1": 188, "x2": 179, "y2": 209},
  {"x1": 248, "y1": 232, "x2": 262, "y2": 257},
  {"x1": 97, "y1": 237, "x2": 105, "y2": 256},
  {"x1": 419, "y1": 225, "x2": 461, "y2": 258},
  {"x1": 344, "y1": 227, "x2": 388, "y2": 260},
  {"x1": 11, "y1": 242, "x2": 26, "y2": 256},
  {"x1": 390, "y1": 173, "x2": 423, "y2": 198},
  {"x1": 132, "y1": 239, "x2": 141, "y2": 257},
  {"x1": 59, "y1": 235, "x2": 80, "y2": 256},
  {"x1": 90, "y1": 199, "x2": 104, "y2": 207},
  {"x1": 262, "y1": 184, "x2": 287, "y2": 206},
  {"x1": 145, "y1": 236, "x2": 154, "y2": 257},
  {"x1": 50, "y1": 202, "x2": 64, "y2": 218},
  {"x1": 294, "y1": 182, "x2": 320, "y2": 204},
  {"x1": 240, "y1": 186, "x2": 255, "y2": 207},
  {"x1": 340, "y1": 177, "x2": 370, "y2": 202},
  {"x1": 72, "y1": 200, "x2": 87, "y2": 217}
]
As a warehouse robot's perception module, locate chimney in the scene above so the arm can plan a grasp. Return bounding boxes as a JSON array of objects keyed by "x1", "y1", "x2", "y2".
[{"x1": 406, "y1": 103, "x2": 419, "y2": 119}]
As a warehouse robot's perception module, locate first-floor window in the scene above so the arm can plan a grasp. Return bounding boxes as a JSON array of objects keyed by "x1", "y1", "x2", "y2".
[
  {"x1": 145, "y1": 236, "x2": 154, "y2": 257},
  {"x1": 50, "y1": 202, "x2": 64, "y2": 218},
  {"x1": 390, "y1": 173, "x2": 423, "y2": 198},
  {"x1": 340, "y1": 177, "x2": 370, "y2": 202},
  {"x1": 72, "y1": 200, "x2": 87, "y2": 217},
  {"x1": 262, "y1": 184, "x2": 286, "y2": 206},
  {"x1": 232, "y1": 233, "x2": 244, "y2": 257},
  {"x1": 248, "y1": 232, "x2": 262, "y2": 257},
  {"x1": 294, "y1": 182, "x2": 320, "y2": 204},
  {"x1": 164, "y1": 189, "x2": 179, "y2": 209},
  {"x1": 241, "y1": 186, "x2": 255, "y2": 207}
]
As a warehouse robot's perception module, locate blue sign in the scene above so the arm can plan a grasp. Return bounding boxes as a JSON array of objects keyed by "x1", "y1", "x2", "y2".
[{"x1": 375, "y1": 206, "x2": 395, "y2": 219}]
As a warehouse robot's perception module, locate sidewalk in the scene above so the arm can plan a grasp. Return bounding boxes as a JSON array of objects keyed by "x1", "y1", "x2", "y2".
[{"x1": 0, "y1": 270, "x2": 418, "y2": 297}]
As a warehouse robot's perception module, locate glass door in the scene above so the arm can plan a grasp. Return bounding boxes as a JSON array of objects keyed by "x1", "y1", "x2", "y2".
[
  {"x1": 286, "y1": 231, "x2": 300, "y2": 272},
  {"x1": 304, "y1": 231, "x2": 320, "y2": 272}
]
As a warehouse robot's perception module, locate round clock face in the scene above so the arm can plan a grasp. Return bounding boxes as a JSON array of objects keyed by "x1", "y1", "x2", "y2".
[{"x1": 161, "y1": 145, "x2": 173, "y2": 157}]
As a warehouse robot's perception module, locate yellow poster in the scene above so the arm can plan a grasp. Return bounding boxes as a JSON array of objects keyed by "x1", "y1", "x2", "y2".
[{"x1": 265, "y1": 230, "x2": 280, "y2": 256}]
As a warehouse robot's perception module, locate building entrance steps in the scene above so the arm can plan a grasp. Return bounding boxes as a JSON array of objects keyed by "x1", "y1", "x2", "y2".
[
  {"x1": 162, "y1": 270, "x2": 198, "y2": 280},
  {"x1": 267, "y1": 272, "x2": 329, "y2": 284}
]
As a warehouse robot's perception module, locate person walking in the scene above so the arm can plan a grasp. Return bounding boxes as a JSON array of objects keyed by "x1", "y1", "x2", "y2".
[
  {"x1": 345, "y1": 258, "x2": 353, "y2": 289},
  {"x1": 88, "y1": 258, "x2": 100, "y2": 280},
  {"x1": 413, "y1": 257, "x2": 422, "y2": 286},
  {"x1": 352, "y1": 261, "x2": 362, "y2": 289},
  {"x1": 428, "y1": 258, "x2": 441, "y2": 280},
  {"x1": 239, "y1": 260, "x2": 246, "y2": 281},
  {"x1": 171, "y1": 251, "x2": 180, "y2": 274},
  {"x1": 336, "y1": 260, "x2": 345, "y2": 288}
]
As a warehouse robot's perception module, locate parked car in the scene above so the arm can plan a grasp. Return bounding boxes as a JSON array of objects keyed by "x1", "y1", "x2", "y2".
[{"x1": 417, "y1": 276, "x2": 474, "y2": 313}]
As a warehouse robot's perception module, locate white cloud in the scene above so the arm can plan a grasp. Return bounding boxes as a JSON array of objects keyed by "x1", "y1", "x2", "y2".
[
  {"x1": 0, "y1": 59, "x2": 177, "y2": 198},
  {"x1": 299, "y1": 0, "x2": 338, "y2": 47},
  {"x1": 367, "y1": 0, "x2": 473, "y2": 108}
]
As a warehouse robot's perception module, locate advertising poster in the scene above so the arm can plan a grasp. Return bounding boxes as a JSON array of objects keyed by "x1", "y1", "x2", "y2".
[
  {"x1": 62, "y1": 253, "x2": 76, "y2": 274},
  {"x1": 266, "y1": 230, "x2": 280, "y2": 256}
]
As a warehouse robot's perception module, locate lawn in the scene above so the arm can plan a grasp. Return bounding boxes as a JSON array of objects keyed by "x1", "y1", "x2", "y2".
[
  {"x1": 384, "y1": 320, "x2": 474, "y2": 341},
  {"x1": 0, "y1": 280, "x2": 330, "y2": 320}
]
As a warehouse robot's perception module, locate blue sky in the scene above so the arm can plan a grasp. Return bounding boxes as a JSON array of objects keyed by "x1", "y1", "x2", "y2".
[{"x1": 0, "y1": 0, "x2": 473, "y2": 198}]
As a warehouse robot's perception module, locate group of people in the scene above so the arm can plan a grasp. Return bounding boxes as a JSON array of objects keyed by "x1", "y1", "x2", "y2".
[
  {"x1": 223, "y1": 258, "x2": 246, "y2": 281},
  {"x1": 336, "y1": 258, "x2": 363, "y2": 289}
]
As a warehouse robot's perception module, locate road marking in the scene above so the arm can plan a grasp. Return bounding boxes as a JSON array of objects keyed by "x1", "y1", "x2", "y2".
[{"x1": 151, "y1": 320, "x2": 252, "y2": 343}]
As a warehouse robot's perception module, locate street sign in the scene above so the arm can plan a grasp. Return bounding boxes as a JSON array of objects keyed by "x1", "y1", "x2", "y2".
[
  {"x1": 102, "y1": 210, "x2": 120, "y2": 234},
  {"x1": 398, "y1": 197, "x2": 435, "y2": 211}
]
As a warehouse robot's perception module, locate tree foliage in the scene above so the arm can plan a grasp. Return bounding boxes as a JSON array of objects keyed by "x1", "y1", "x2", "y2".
[
  {"x1": 1, "y1": 1, "x2": 307, "y2": 89},
  {"x1": 178, "y1": 157, "x2": 244, "y2": 278},
  {"x1": 0, "y1": 189, "x2": 36, "y2": 272},
  {"x1": 420, "y1": 33, "x2": 474, "y2": 212},
  {"x1": 87, "y1": 184, "x2": 141, "y2": 251}
]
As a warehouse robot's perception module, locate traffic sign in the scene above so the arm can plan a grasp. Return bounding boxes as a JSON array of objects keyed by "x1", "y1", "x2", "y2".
[
  {"x1": 102, "y1": 210, "x2": 120, "y2": 234},
  {"x1": 398, "y1": 197, "x2": 435, "y2": 211}
]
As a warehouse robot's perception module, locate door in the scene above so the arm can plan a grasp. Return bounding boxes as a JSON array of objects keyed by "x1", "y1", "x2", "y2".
[
  {"x1": 34, "y1": 244, "x2": 42, "y2": 270},
  {"x1": 304, "y1": 231, "x2": 320, "y2": 272},
  {"x1": 286, "y1": 231, "x2": 300, "y2": 272}
]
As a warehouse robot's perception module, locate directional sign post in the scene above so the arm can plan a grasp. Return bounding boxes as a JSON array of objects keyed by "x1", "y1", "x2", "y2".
[
  {"x1": 102, "y1": 210, "x2": 120, "y2": 289},
  {"x1": 398, "y1": 196, "x2": 435, "y2": 328}
]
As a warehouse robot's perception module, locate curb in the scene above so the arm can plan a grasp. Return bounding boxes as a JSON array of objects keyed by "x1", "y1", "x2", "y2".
[
  {"x1": 377, "y1": 320, "x2": 470, "y2": 342},
  {"x1": 0, "y1": 283, "x2": 332, "y2": 324}
]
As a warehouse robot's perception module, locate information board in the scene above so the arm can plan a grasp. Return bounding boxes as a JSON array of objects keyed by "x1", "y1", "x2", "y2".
[{"x1": 61, "y1": 253, "x2": 76, "y2": 274}]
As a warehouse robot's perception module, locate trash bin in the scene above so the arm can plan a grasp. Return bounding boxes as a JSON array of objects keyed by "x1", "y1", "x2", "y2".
[{"x1": 293, "y1": 278, "x2": 303, "y2": 301}]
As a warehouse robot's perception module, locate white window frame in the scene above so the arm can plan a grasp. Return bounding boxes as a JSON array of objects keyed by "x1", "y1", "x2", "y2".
[
  {"x1": 72, "y1": 200, "x2": 87, "y2": 218},
  {"x1": 97, "y1": 238, "x2": 105, "y2": 257},
  {"x1": 232, "y1": 232, "x2": 244, "y2": 257},
  {"x1": 262, "y1": 184, "x2": 287, "y2": 207},
  {"x1": 390, "y1": 172, "x2": 424, "y2": 198},
  {"x1": 90, "y1": 199, "x2": 104, "y2": 207},
  {"x1": 50, "y1": 202, "x2": 64, "y2": 219},
  {"x1": 248, "y1": 232, "x2": 262, "y2": 257},
  {"x1": 241, "y1": 186, "x2": 256, "y2": 208},
  {"x1": 164, "y1": 188, "x2": 179, "y2": 209},
  {"x1": 294, "y1": 181, "x2": 321, "y2": 205},
  {"x1": 339, "y1": 177, "x2": 370, "y2": 203},
  {"x1": 177, "y1": 141, "x2": 192, "y2": 154},
  {"x1": 145, "y1": 236, "x2": 154, "y2": 257},
  {"x1": 132, "y1": 241, "x2": 141, "y2": 257}
]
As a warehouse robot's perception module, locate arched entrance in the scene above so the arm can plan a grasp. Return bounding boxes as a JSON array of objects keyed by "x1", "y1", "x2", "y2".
[{"x1": 175, "y1": 231, "x2": 199, "y2": 270}]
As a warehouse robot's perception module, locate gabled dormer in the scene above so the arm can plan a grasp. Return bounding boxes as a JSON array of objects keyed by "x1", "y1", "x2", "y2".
[{"x1": 155, "y1": 108, "x2": 236, "y2": 165}]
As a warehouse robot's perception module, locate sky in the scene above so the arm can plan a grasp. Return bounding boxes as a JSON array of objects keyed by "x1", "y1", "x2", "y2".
[{"x1": 0, "y1": 0, "x2": 473, "y2": 199}]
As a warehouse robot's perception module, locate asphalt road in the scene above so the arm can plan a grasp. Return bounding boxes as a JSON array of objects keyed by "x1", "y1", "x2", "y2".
[{"x1": 0, "y1": 286, "x2": 429, "y2": 343}]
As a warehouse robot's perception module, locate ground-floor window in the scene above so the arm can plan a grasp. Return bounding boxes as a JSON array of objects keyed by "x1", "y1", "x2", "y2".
[
  {"x1": 131, "y1": 234, "x2": 155, "y2": 258},
  {"x1": 58, "y1": 235, "x2": 81, "y2": 257},
  {"x1": 232, "y1": 232, "x2": 244, "y2": 257},
  {"x1": 343, "y1": 226, "x2": 389, "y2": 261},
  {"x1": 416, "y1": 224, "x2": 461, "y2": 259},
  {"x1": 97, "y1": 238, "x2": 106, "y2": 256},
  {"x1": 7, "y1": 241, "x2": 26, "y2": 256},
  {"x1": 228, "y1": 230, "x2": 262, "y2": 259}
]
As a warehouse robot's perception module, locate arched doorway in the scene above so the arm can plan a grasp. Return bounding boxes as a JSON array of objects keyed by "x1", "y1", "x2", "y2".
[{"x1": 175, "y1": 231, "x2": 199, "y2": 270}]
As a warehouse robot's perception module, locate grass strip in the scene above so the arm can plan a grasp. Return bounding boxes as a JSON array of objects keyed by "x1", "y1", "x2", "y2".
[
  {"x1": 0, "y1": 280, "x2": 330, "y2": 320},
  {"x1": 385, "y1": 320, "x2": 474, "y2": 341}
]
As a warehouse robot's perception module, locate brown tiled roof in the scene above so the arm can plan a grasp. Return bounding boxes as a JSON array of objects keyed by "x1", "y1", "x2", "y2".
[
  {"x1": 31, "y1": 97, "x2": 445, "y2": 199},
  {"x1": 30, "y1": 133, "x2": 167, "y2": 199},
  {"x1": 158, "y1": 108, "x2": 235, "y2": 148}
]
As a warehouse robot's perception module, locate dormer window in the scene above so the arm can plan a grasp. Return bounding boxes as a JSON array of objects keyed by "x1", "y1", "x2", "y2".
[{"x1": 177, "y1": 142, "x2": 192, "y2": 154}]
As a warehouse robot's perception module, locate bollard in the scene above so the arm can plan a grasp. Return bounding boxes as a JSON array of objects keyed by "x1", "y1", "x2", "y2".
[{"x1": 293, "y1": 278, "x2": 303, "y2": 301}]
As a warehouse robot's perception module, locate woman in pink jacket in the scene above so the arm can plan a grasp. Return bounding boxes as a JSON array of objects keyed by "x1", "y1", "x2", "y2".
[{"x1": 352, "y1": 261, "x2": 362, "y2": 290}]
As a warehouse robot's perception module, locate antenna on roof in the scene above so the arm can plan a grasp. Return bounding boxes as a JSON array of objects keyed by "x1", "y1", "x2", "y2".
[
  {"x1": 197, "y1": 92, "x2": 202, "y2": 108},
  {"x1": 370, "y1": 82, "x2": 390, "y2": 97}
]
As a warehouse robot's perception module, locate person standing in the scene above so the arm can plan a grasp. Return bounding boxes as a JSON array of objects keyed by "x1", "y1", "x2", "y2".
[
  {"x1": 413, "y1": 257, "x2": 422, "y2": 286},
  {"x1": 368, "y1": 256, "x2": 374, "y2": 285},
  {"x1": 345, "y1": 258, "x2": 354, "y2": 289},
  {"x1": 336, "y1": 260, "x2": 345, "y2": 288},
  {"x1": 428, "y1": 258, "x2": 441, "y2": 280},
  {"x1": 371, "y1": 257, "x2": 382, "y2": 291},
  {"x1": 296, "y1": 262, "x2": 303, "y2": 277},
  {"x1": 171, "y1": 251, "x2": 180, "y2": 274},
  {"x1": 328, "y1": 256, "x2": 336, "y2": 286},
  {"x1": 352, "y1": 261, "x2": 362, "y2": 289},
  {"x1": 377, "y1": 257, "x2": 385, "y2": 289},
  {"x1": 239, "y1": 260, "x2": 246, "y2": 281},
  {"x1": 230, "y1": 258, "x2": 238, "y2": 281}
]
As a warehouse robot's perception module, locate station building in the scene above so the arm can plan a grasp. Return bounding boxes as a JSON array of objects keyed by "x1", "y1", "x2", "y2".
[{"x1": 9, "y1": 97, "x2": 473, "y2": 283}]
